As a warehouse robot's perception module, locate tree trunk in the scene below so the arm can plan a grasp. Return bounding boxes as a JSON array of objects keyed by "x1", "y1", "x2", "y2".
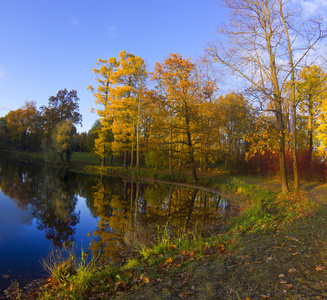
[
  {"x1": 123, "y1": 151, "x2": 128, "y2": 169},
  {"x1": 66, "y1": 150, "x2": 71, "y2": 163},
  {"x1": 101, "y1": 155, "x2": 106, "y2": 167},
  {"x1": 277, "y1": 111, "x2": 289, "y2": 194},
  {"x1": 278, "y1": 0, "x2": 299, "y2": 190},
  {"x1": 307, "y1": 95, "x2": 313, "y2": 160},
  {"x1": 184, "y1": 105, "x2": 197, "y2": 183},
  {"x1": 292, "y1": 103, "x2": 299, "y2": 189}
]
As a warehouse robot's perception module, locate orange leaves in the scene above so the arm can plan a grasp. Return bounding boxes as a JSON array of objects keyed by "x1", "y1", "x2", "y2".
[
  {"x1": 165, "y1": 257, "x2": 173, "y2": 264},
  {"x1": 246, "y1": 267, "x2": 255, "y2": 273},
  {"x1": 139, "y1": 273, "x2": 150, "y2": 284},
  {"x1": 316, "y1": 265, "x2": 326, "y2": 271}
]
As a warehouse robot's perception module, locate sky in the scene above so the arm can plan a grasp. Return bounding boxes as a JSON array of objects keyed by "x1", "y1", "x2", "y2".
[
  {"x1": 1, "y1": 0, "x2": 326, "y2": 133},
  {"x1": 0, "y1": 0, "x2": 227, "y2": 132}
]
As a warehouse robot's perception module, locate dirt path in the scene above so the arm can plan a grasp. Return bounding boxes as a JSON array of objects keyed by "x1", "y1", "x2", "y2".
[{"x1": 301, "y1": 182, "x2": 327, "y2": 208}]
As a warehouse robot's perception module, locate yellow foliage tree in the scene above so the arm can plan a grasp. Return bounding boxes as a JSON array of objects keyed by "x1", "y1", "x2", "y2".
[
  {"x1": 88, "y1": 58, "x2": 119, "y2": 166},
  {"x1": 89, "y1": 51, "x2": 147, "y2": 169},
  {"x1": 296, "y1": 66, "x2": 327, "y2": 157},
  {"x1": 110, "y1": 51, "x2": 147, "y2": 170}
]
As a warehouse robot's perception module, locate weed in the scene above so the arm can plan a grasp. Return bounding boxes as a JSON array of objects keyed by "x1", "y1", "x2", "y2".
[
  {"x1": 6, "y1": 280, "x2": 22, "y2": 300},
  {"x1": 41, "y1": 247, "x2": 77, "y2": 284}
]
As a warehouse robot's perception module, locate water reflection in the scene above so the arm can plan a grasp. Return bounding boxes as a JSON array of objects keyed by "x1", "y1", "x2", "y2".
[
  {"x1": 31, "y1": 167, "x2": 80, "y2": 247},
  {"x1": 0, "y1": 158, "x2": 231, "y2": 288},
  {"x1": 83, "y1": 177, "x2": 231, "y2": 263},
  {"x1": 0, "y1": 160, "x2": 80, "y2": 247}
]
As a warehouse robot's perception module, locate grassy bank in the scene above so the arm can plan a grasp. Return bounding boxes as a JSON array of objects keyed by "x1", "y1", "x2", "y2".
[
  {"x1": 2, "y1": 149, "x2": 326, "y2": 298},
  {"x1": 0, "y1": 148, "x2": 101, "y2": 165},
  {"x1": 7, "y1": 178, "x2": 325, "y2": 299}
]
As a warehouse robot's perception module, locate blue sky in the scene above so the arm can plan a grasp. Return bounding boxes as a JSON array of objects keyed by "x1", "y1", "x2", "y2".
[{"x1": 0, "y1": 0, "x2": 227, "y2": 132}]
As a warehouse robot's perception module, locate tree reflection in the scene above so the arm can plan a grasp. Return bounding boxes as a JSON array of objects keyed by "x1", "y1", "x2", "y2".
[
  {"x1": 0, "y1": 158, "x2": 80, "y2": 247},
  {"x1": 31, "y1": 167, "x2": 80, "y2": 247},
  {"x1": 88, "y1": 177, "x2": 129, "y2": 263},
  {"x1": 83, "y1": 176, "x2": 231, "y2": 262}
]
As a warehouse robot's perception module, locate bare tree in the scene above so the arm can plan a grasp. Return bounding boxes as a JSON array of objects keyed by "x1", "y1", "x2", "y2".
[{"x1": 206, "y1": 0, "x2": 326, "y2": 193}]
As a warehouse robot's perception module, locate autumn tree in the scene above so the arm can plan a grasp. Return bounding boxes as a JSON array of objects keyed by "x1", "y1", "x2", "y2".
[
  {"x1": 76, "y1": 132, "x2": 88, "y2": 152},
  {"x1": 144, "y1": 86, "x2": 175, "y2": 172},
  {"x1": 51, "y1": 119, "x2": 78, "y2": 163},
  {"x1": 317, "y1": 99, "x2": 327, "y2": 156},
  {"x1": 88, "y1": 58, "x2": 119, "y2": 166},
  {"x1": 6, "y1": 101, "x2": 40, "y2": 150},
  {"x1": 296, "y1": 66, "x2": 327, "y2": 157},
  {"x1": 110, "y1": 51, "x2": 147, "y2": 170},
  {"x1": 40, "y1": 89, "x2": 82, "y2": 141},
  {"x1": 151, "y1": 54, "x2": 203, "y2": 183},
  {"x1": 89, "y1": 51, "x2": 147, "y2": 169},
  {"x1": 0, "y1": 116, "x2": 9, "y2": 147},
  {"x1": 215, "y1": 93, "x2": 254, "y2": 168},
  {"x1": 206, "y1": 0, "x2": 326, "y2": 193}
]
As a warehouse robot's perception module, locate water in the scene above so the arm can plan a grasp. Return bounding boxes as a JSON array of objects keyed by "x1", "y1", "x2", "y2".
[{"x1": 0, "y1": 158, "x2": 230, "y2": 291}]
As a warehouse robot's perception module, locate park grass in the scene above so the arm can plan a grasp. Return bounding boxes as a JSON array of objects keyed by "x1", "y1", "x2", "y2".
[{"x1": 29, "y1": 177, "x2": 327, "y2": 300}]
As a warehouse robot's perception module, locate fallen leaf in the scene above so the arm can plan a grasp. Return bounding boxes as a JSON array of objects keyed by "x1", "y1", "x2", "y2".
[
  {"x1": 165, "y1": 257, "x2": 173, "y2": 264},
  {"x1": 288, "y1": 268, "x2": 297, "y2": 273},
  {"x1": 261, "y1": 295, "x2": 270, "y2": 299},
  {"x1": 267, "y1": 256, "x2": 273, "y2": 261},
  {"x1": 143, "y1": 277, "x2": 150, "y2": 284},
  {"x1": 246, "y1": 267, "x2": 255, "y2": 273},
  {"x1": 255, "y1": 260, "x2": 262, "y2": 264},
  {"x1": 245, "y1": 297, "x2": 251, "y2": 300},
  {"x1": 280, "y1": 280, "x2": 288, "y2": 284},
  {"x1": 140, "y1": 273, "x2": 150, "y2": 283},
  {"x1": 278, "y1": 274, "x2": 285, "y2": 278},
  {"x1": 179, "y1": 291, "x2": 193, "y2": 299},
  {"x1": 316, "y1": 265, "x2": 326, "y2": 271},
  {"x1": 285, "y1": 284, "x2": 293, "y2": 289}
]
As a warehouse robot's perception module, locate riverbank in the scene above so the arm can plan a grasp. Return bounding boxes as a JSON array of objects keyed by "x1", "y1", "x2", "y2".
[
  {"x1": 1, "y1": 149, "x2": 327, "y2": 299},
  {"x1": 3, "y1": 176, "x2": 326, "y2": 299}
]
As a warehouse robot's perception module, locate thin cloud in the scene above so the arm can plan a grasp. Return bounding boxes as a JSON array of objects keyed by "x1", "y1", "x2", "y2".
[
  {"x1": 0, "y1": 67, "x2": 5, "y2": 78},
  {"x1": 301, "y1": 0, "x2": 327, "y2": 15},
  {"x1": 0, "y1": 104, "x2": 11, "y2": 111},
  {"x1": 72, "y1": 16, "x2": 79, "y2": 25},
  {"x1": 108, "y1": 26, "x2": 116, "y2": 38}
]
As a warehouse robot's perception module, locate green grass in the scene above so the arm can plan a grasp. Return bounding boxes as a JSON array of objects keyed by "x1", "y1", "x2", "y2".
[
  {"x1": 35, "y1": 175, "x2": 321, "y2": 299},
  {"x1": 70, "y1": 152, "x2": 101, "y2": 165}
]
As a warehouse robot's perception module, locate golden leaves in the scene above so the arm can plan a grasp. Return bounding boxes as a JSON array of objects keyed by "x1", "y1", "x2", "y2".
[
  {"x1": 165, "y1": 257, "x2": 173, "y2": 264},
  {"x1": 316, "y1": 265, "x2": 326, "y2": 271}
]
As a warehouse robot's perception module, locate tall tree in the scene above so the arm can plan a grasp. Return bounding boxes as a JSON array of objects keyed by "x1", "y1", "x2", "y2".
[
  {"x1": 89, "y1": 52, "x2": 147, "y2": 169},
  {"x1": 297, "y1": 66, "x2": 327, "y2": 158},
  {"x1": 51, "y1": 120, "x2": 77, "y2": 163},
  {"x1": 215, "y1": 93, "x2": 254, "y2": 168},
  {"x1": 41, "y1": 89, "x2": 82, "y2": 140},
  {"x1": 110, "y1": 51, "x2": 147, "y2": 170},
  {"x1": 151, "y1": 54, "x2": 202, "y2": 183},
  {"x1": 206, "y1": 0, "x2": 326, "y2": 193},
  {"x1": 6, "y1": 101, "x2": 40, "y2": 150},
  {"x1": 88, "y1": 58, "x2": 119, "y2": 166}
]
